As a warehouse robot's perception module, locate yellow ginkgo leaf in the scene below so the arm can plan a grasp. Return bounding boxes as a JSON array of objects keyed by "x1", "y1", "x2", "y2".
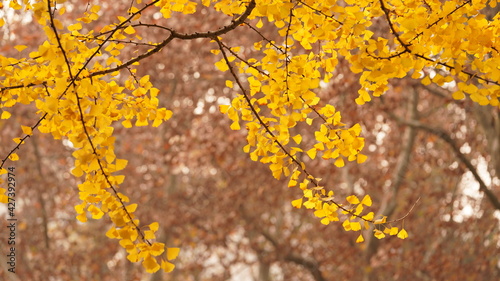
[
  {"x1": 356, "y1": 234, "x2": 364, "y2": 243},
  {"x1": 362, "y1": 211, "x2": 374, "y2": 221},
  {"x1": 360, "y1": 194, "x2": 372, "y2": 206},
  {"x1": 256, "y1": 19, "x2": 263, "y2": 28},
  {"x1": 219, "y1": 104, "x2": 230, "y2": 113},
  {"x1": 125, "y1": 203, "x2": 138, "y2": 213},
  {"x1": 14, "y1": 45, "x2": 27, "y2": 52},
  {"x1": 122, "y1": 119, "x2": 132, "y2": 128},
  {"x1": 357, "y1": 153, "x2": 368, "y2": 163},
  {"x1": 76, "y1": 213, "x2": 88, "y2": 223},
  {"x1": 115, "y1": 159, "x2": 128, "y2": 171},
  {"x1": 150, "y1": 242, "x2": 165, "y2": 256},
  {"x1": 306, "y1": 148, "x2": 317, "y2": 159},
  {"x1": 230, "y1": 121, "x2": 240, "y2": 130},
  {"x1": 144, "y1": 230, "x2": 156, "y2": 240},
  {"x1": 346, "y1": 195, "x2": 360, "y2": 205},
  {"x1": 397, "y1": 228, "x2": 409, "y2": 239},
  {"x1": 0, "y1": 193, "x2": 8, "y2": 204},
  {"x1": 374, "y1": 229, "x2": 386, "y2": 239},
  {"x1": 292, "y1": 134, "x2": 302, "y2": 144},
  {"x1": 342, "y1": 219, "x2": 351, "y2": 231},
  {"x1": 291, "y1": 198, "x2": 303, "y2": 208},
  {"x1": 71, "y1": 166, "x2": 83, "y2": 177},
  {"x1": 150, "y1": 222, "x2": 159, "y2": 232},
  {"x1": 374, "y1": 216, "x2": 387, "y2": 224},
  {"x1": 1, "y1": 111, "x2": 11, "y2": 119},
  {"x1": 389, "y1": 227, "x2": 399, "y2": 236},
  {"x1": 127, "y1": 251, "x2": 139, "y2": 262},
  {"x1": 350, "y1": 221, "x2": 362, "y2": 231},
  {"x1": 106, "y1": 227, "x2": 119, "y2": 239},
  {"x1": 21, "y1": 125, "x2": 33, "y2": 135},
  {"x1": 167, "y1": 247, "x2": 180, "y2": 260},
  {"x1": 215, "y1": 59, "x2": 229, "y2": 72},
  {"x1": 334, "y1": 157, "x2": 345, "y2": 167},
  {"x1": 142, "y1": 255, "x2": 160, "y2": 273},
  {"x1": 161, "y1": 260, "x2": 175, "y2": 272},
  {"x1": 9, "y1": 153, "x2": 19, "y2": 161},
  {"x1": 124, "y1": 25, "x2": 136, "y2": 34},
  {"x1": 452, "y1": 91, "x2": 465, "y2": 100}
]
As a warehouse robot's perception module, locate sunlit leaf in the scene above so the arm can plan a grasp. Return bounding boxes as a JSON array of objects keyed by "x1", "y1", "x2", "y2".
[
  {"x1": 291, "y1": 198, "x2": 303, "y2": 208},
  {"x1": 167, "y1": 247, "x2": 180, "y2": 260},
  {"x1": 356, "y1": 234, "x2": 364, "y2": 243},
  {"x1": 346, "y1": 195, "x2": 360, "y2": 205},
  {"x1": 361, "y1": 194, "x2": 372, "y2": 206},
  {"x1": 397, "y1": 228, "x2": 409, "y2": 239}
]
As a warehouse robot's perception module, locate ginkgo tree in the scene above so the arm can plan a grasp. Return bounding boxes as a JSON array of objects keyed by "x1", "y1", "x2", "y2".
[{"x1": 1, "y1": 0, "x2": 499, "y2": 274}]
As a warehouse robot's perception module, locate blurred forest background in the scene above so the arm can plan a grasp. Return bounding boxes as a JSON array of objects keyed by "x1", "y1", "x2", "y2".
[{"x1": 0, "y1": 0, "x2": 499, "y2": 280}]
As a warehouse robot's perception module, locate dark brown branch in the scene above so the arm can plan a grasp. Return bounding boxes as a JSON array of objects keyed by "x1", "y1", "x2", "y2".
[
  {"x1": 378, "y1": 0, "x2": 411, "y2": 51},
  {"x1": 392, "y1": 116, "x2": 500, "y2": 210},
  {"x1": 256, "y1": 226, "x2": 326, "y2": 281},
  {"x1": 297, "y1": 0, "x2": 342, "y2": 25},
  {"x1": 283, "y1": 5, "x2": 295, "y2": 99},
  {"x1": 219, "y1": 40, "x2": 269, "y2": 78},
  {"x1": 73, "y1": 0, "x2": 161, "y2": 80},
  {"x1": 90, "y1": 0, "x2": 256, "y2": 77},
  {"x1": 0, "y1": 86, "x2": 47, "y2": 170},
  {"x1": 89, "y1": 35, "x2": 174, "y2": 77},
  {"x1": 73, "y1": 34, "x2": 158, "y2": 47},
  {"x1": 285, "y1": 254, "x2": 326, "y2": 281},
  {"x1": 366, "y1": 49, "x2": 409, "y2": 60},
  {"x1": 243, "y1": 22, "x2": 286, "y2": 54},
  {"x1": 414, "y1": 54, "x2": 500, "y2": 86}
]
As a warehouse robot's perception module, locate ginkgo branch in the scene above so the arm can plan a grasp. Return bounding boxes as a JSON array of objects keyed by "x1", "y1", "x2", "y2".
[
  {"x1": 215, "y1": 37, "x2": 380, "y2": 225},
  {"x1": 378, "y1": 0, "x2": 412, "y2": 51},
  {"x1": 243, "y1": 23, "x2": 287, "y2": 54},
  {"x1": 378, "y1": 0, "x2": 500, "y2": 87},
  {"x1": 90, "y1": 0, "x2": 255, "y2": 77},
  {"x1": 47, "y1": 0, "x2": 150, "y2": 244},
  {"x1": 217, "y1": 39, "x2": 341, "y2": 132},
  {"x1": 408, "y1": 0, "x2": 472, "y2": 45},
  {"x1": 0, "y1": 86, "x2": 49, "y2": 170},
  {"x1": 218, "y1": 41, "x2": 269, "y2": 79},
  {"x1": 73, "y1": 35, "x2": 158, "y2": 47},
  {"x1": 284, "y1": 6, "x2": 295, "y2": 99},
  {"x1": 297, "y1": 0, "x2": 343, "y2": 25},
  {"x1": 386, "y1": 197, "x2": 421, "y2": 224}
]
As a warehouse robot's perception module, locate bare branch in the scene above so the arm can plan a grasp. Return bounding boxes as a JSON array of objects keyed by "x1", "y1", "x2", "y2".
[
  {"x1": 90, "y1": 0, "x2": 256, "y2": 77},
  {"x1": 391, "y1": 114, "x2": 500, "y2": 210}
]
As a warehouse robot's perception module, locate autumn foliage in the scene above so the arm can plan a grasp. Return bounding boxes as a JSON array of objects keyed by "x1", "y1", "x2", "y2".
[{"x1": 1, "y1": 0, "x2": 499, "y2": 276}]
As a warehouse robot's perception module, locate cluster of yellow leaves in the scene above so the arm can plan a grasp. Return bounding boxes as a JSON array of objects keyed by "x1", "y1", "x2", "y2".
[
  {"x1": 216, "y1": 0, "x2": 498, "y2": 241},
  {"x1": 348, "y1": 0, "x2": 500, "y2": 106},
  {"x1": 1, "y1": 0, "x2": 176, "y2": 273},
  {"x1": 106, "y1": 222, "x2": 180, "y2": 273},
  {"x1": 217, "y1": 0, "x2": 390, "y2": 241}
]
